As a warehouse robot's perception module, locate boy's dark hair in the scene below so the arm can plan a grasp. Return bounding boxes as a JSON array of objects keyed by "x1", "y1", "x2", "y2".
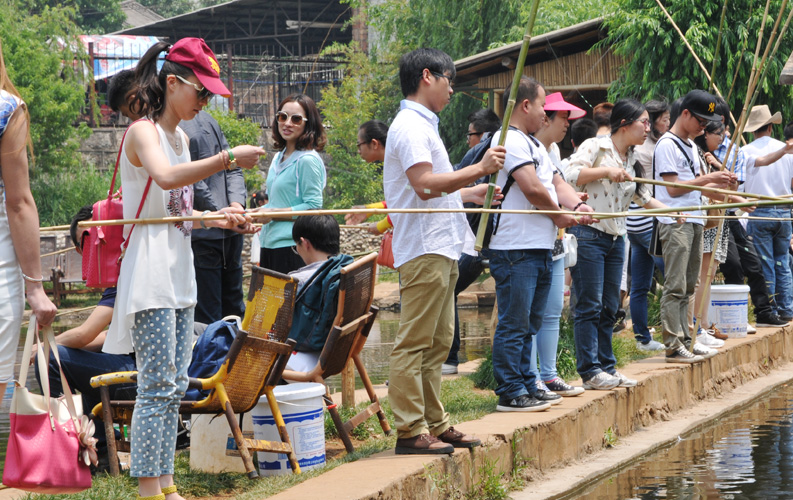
[
  {"x1": 592, "y1": 102, "x2": 614, "y2": 128},
  {"x1": 468, "y1": 108, "x2": 501, "y2": 135},
  {"x1": 271, "y1": 93, "x2": 327, "y2": 152},
  {"x1": 70, "y1": 204, "x2": 94, "y2": 248},
  {"x1": 714, "y1": 97, "x2": 730, "y2": 122},
  {"x1": 669, "y1": 96, "x2": 684, "y2": 127},
  {"x1": 359, "y1": 120, "x2": 389, "y2": 146},
  {"x1": 784, "y1": 122, "x2": 793, "y2": 141},
  {"x1": 398, "y1": 48, "x2": 456, "y2": 97},
  {"x1": 292, "y1": 215, "x2": 340, "y2": 255},
  {"x1": 250, "y1": 190, "x2": 268, "y2": 208},
  {"x1": 570, "y1": 118, "x2": 597, "y2": 148},
  {"x1": 503, "y1": 76, "x2": 543, "y2": 115},
  {"x1": 107, "y1": 69, "x2": 135, "y2": 112}
]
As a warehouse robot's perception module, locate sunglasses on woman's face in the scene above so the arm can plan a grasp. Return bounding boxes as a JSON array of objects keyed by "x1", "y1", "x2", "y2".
[
  {"x1": 276, "y1": 111, "x2": 307, "y2": 125},
  {"x1": 172, "y1": 74, "x2": 213, "y2": 100}
]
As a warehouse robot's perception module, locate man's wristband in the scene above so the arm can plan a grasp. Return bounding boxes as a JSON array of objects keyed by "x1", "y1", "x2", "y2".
[
  {"x1": 226, "y1": 148, "x2": 237, "y2": 169},
  {"x1": 573, "y1": 202, "x2": 587, "y2": 211},
  {"x1": 200, "y1": 210, "x2": 211, "y2": 229}
]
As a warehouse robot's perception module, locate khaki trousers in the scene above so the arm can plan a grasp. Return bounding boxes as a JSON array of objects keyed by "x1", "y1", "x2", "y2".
[
  {"x1": 389, "y1": 254, "x2": 458, "y2": 439},
  {"x1": 659, "y1": 223, "x2": 703, "y2": 353}
]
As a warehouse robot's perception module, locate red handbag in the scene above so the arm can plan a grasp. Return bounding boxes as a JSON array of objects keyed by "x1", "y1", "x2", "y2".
[
  {"x1": 82, "y1": 120, "x2": 152, "y2": 288},
  {"x1": 377, "y1": 230, "x2": 394, "y2": 269},
  {"x1": 3, "y1": 317, "x2": 95, "y2": 493}
]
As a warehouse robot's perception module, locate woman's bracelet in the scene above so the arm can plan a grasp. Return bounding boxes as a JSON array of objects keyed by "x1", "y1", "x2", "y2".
[
  {"x1": 200, "y1": 210, "x2": 211, "y2": 229},
  {"x1": 226, "y1": 148, "x2": 237, "y2": 169},
  {"x1": 573, "y1": 201, "x2": 587, "y2": 211},
  {"x1": 22, "y1": 273, "x2": 44, "y2": 283}
]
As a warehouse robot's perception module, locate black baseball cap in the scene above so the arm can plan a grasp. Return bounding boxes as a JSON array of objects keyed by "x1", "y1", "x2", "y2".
[{"x1": 681, "y1": 89, "x2": 721, "y2": 121}]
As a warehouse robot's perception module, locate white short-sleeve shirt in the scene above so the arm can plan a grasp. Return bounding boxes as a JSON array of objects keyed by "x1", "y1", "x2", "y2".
[
  {"x1": 742, "y1": 136, "x2": 793, "y2": 198},
  {"x1": 653, "y1": 132, "x2": 704, "y2": 225},
  {"x1": 487, "y1": 127, "x2": 557, "y2": 250},
  {"x1": 383, "y1": 100, "x2": 473, "y2": 268}
]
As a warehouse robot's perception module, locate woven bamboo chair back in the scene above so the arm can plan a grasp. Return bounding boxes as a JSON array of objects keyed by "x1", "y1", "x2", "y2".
[
  {"x1": 192, "y1": 266, "x2": 297, "y2": 414},
  {"x1": 319, "y1": 253, "x2": 377, "y2": 376}
]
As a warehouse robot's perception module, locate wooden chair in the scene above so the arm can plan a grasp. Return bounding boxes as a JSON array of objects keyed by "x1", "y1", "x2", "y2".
[
  {"x1": 90, "y1": 267, "x2": 300, "y2": 478},
  {"x1": 282, "y1": 252, "x2": 392, "y2": 452}
]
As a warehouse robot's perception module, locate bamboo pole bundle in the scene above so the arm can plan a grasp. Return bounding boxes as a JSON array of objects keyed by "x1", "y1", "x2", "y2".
[{"x1": 474, "y1": 0, "x2": 541, "y2": 251}]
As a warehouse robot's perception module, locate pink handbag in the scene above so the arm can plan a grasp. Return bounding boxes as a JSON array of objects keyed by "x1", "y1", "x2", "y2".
[{"x1": 2, "y1": 317, "x2": 93, "y2": 493}]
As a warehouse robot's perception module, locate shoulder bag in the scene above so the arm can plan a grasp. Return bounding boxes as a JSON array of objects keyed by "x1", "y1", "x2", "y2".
[{"x1": 3, "y1": 317, "x2": 95, "y2": 493}]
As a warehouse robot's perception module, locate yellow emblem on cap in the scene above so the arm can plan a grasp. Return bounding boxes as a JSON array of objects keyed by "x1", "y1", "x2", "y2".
[
  {"x1": 708, "y1": 102, "x2": 715, "y2": 113},
  {"x1": 209, "y1": 56, "x2": 220, "y2": 75}
]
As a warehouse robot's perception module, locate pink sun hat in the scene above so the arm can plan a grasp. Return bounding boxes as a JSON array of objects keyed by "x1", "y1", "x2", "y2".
[{"x1": 544, "y1": 92, "x2": 586, "y2": 119}]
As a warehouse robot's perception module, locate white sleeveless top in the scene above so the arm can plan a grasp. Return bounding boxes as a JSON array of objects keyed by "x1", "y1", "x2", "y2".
[{"x1": 104, "y1": 121, "x2": 196, "y2": 354}]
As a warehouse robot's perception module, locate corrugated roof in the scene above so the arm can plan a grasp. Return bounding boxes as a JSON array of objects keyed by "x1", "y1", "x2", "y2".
[{"x1": 113, "y1": 0, "x2": 352, "y2": 57}]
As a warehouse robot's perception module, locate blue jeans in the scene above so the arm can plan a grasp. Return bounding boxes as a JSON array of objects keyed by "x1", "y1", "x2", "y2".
[
  {"x1": 530, "y1": 256, "x2": 564, "y2": 382},
  {"x1": 569, "y1": 226, "x2": 624, "y2": 381},
  {"x1": 445, "y1": 252, "x2": 485, "y2": 366},
  {"x1": 129, "y1": 307, "x2": 193, "y2": 478},
  {"x1": 35, "y1": 346, "x2": 137, "y2": 450},
  {"x1": 485, "y1": 248, "x2": 551, "y2": 399},
  {"x1": 192, "y1": 235, "x2": 245, "y2": 324},
  {"x1": 628, "y1": 229, "x2": 665, "y2": 344},
  {"x1": 747, "y1": 208, "x2": 793, "y2": 317}
]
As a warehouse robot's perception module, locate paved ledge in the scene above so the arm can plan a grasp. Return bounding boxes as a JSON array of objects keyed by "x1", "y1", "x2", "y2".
[{"x1": 269, "y1": 324, "x2": 793, "y2": 500}]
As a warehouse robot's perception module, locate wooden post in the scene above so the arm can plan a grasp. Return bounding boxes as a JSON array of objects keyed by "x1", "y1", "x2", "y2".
[
  {"x1": 341, "y1": 359, "x2": 356, "y2": 407},
  {"x1": 226, "y1": 43, "x2": 234, "y2": 112}
]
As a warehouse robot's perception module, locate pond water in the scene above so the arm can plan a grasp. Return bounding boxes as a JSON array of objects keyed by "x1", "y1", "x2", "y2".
[
  {"x1": 563, "y1": 383, "x2": 793, "y2": 499},
  {"x1": 0, "y1": 307, "x2": 494, "y2": 472}
]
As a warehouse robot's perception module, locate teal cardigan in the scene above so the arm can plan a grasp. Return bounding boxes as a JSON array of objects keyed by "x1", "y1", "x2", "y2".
[{"x1": 260, "y1": 149, "x2": 326, "y2": 249}]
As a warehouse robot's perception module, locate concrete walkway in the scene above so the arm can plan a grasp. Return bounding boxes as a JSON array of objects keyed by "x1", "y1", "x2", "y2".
[{"x1": 269, "y1": 324, "x2": 793, "y2": 500}]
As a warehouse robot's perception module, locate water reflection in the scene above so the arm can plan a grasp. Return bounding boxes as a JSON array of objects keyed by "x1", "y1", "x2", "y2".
[
  {"x1": 568, "y1": 385, "x2": 793, "y2": 499},
  {"x1": 0, "y1": 307, "x2": 493, "y2": 471}
]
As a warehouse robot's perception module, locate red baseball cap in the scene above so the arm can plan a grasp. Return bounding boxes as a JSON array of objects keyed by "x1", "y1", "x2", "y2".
[
  {"x1": 543, "y1": 92, "x2": 586, "y2": 120},
  {"x1": 165, "y1": 38, "x2": 231, "y2": 98}
]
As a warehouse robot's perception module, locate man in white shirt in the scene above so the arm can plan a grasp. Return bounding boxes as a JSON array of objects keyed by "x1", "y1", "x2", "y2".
[
  {"x1": 743, "y1": 104, "x2": 793, "y2": 321},
  {"x1": 654, "y1": 89, "x2": 735, "y2": 363},
  {"x1": 384, "y1": 48, "x2": 505, "y2": 455},
  {"x1": 486, "y1": 76, "x2": 591, "y2": 411}
]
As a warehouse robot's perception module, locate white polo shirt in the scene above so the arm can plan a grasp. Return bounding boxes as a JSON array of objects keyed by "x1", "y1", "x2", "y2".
[
  {"x1": 653, "y1": 132, "x2": 704, "y2": 225},
  {"x1": 383, "y1": 100, "x2": 473, "y2": 268},
  {"x1": 742, "y1": 136, "x2": 793, "y2": 197}
]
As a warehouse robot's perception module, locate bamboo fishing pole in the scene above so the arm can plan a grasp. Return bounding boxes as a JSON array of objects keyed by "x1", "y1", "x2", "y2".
[
  {"x1": 474, "y1": 0, "x2": 541, "y2": 251},
  {"x1": 653, "y1": 0, "x2": 738, "y2": 128},
  {"x1": 633, "y1": 177, "x2": 785, "y2": 202},
  {"x1": 709, "y1": 0, "x2": 729, "y2": 90}
]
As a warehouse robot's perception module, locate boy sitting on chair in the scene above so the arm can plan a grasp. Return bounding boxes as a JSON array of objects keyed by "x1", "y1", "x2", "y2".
[{"x1": 285, "y1": 215, "x2": 353, "y2": 373}]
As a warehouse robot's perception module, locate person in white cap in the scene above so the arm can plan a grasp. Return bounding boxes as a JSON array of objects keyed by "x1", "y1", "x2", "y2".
[{"x1": 743, "y1": 104, "x2": 793, "y2": 322}]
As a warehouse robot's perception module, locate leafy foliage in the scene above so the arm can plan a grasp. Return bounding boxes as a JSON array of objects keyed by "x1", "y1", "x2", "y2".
[
  {"x1": 32, "y1": 165, "x2": 114, "y2": 227},
  {"x1": 318, "y1": 44, "x2": 400, "y2": 209},
  {"x1": 604, "y1": 0, "x2": 793, "y2": 124},
  {"x1": 22, "y1": 0, "x2": 124, "y2": 33},
  {"x1": 206, "y1": 108, "x2": 265, "y2": 193},
  {"x1": 0, "y1": 1, "x2": 93, "y2": 177}
]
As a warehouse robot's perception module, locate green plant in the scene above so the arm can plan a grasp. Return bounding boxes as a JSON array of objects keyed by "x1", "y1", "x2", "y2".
[
  {"x1": 603, "y1": 426, "x2": 618, "y2": 448},
  {"x1": 469, "y1": 348, "x2": 496, "y2": 391},
  {"x1": 468, "y1": 457, "x2": 508, "y2": 500},
  {"x1": 206, "y1": 108, "x2": 265, "y2": 194},
  {"x1": 32, "y1": 165, "x2": 114, "y2": 226},
  {"x1": 424, "y1": 463, "x2": 465, "y2": 500},
  {"x1": 557, "y1": 315, "x2": 578, "y2": 381}
]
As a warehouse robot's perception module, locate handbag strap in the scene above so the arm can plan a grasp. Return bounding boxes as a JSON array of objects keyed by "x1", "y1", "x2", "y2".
[
  {"x1": 18, "y1": 316, "x2": 82, "y2": 427},
  {"x1": 116, "y1": 119, "x2": 156, "y2": 257}
]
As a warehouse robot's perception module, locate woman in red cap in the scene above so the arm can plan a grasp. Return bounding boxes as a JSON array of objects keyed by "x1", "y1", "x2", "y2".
[
  {"x1": 103, "y1": 38, "x2": 265, "y2": 500},
  {"x1": 254, "y1": 93, "x2": 327, "y2": 274}
]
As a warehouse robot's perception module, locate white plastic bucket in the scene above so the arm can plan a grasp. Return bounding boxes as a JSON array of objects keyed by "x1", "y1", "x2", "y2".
[
  {"x1": 189, "y1": 413, "x2": 252, "y2": 473},
  {"x1": 708, "y1": 284, "x2": 750, "y2": 338},
  {"x1": 251, "y1": 382, "x2": 326, "y2": 476}
]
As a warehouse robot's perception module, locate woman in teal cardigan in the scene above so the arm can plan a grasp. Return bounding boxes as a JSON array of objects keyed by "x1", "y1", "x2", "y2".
[{"x1": 256, "y1": 93, "x2": 327, "y2": 273}]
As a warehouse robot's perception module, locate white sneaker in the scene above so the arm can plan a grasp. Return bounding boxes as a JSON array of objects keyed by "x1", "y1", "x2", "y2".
[
  {"x1": 649, "y1": 327, "x2": 656, "y2": 335},
  {"x1": 637, "y1": 339, "x2": 665, "y2": 351},
  {"x1": 441, "y1": 363, "x2": 458, "y2": 375},
  {"x1": 746, "y1": 323, "x2": 757, "y2": 334},
  {"x1": 666, "y1": 346, "x2": 704, "y2": 363},
  {"x1": 612, "y1": 371, "x2": 637, "y2": 387},
  {"x1": 582, "y1": 371, "x2": 620, "y2": 390},
  {"x1": 697, "y1": 331, "x2": 725, "y2": 348},
  {"x1": 692, "y1": 342, "x2": 717, "y2": 358}
]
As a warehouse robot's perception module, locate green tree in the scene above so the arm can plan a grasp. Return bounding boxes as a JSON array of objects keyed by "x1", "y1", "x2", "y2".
[
  {"x1": 22, "y1": 0, "x2": 124, "y2": 33},
  {"x1": 0, "y1": 2, "x2": 92, "y2": 175},
  {"x1": 318, "y1": 44, "x2": 401, "y2": 208},
  {"x1": 206, "y1": 108, "x2": 265, "y2": 194},
  {"x1": 604, "y1": 0, "x2": 793, "y2": 123}
]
